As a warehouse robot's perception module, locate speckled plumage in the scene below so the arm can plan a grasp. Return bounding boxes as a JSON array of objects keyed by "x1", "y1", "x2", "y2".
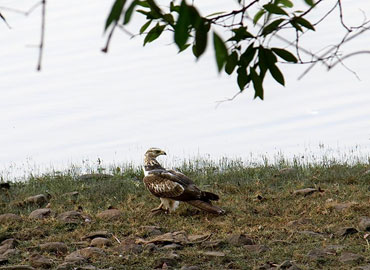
[{"x1": 142, "y1": 148, "x2": 225, "y2": 214}]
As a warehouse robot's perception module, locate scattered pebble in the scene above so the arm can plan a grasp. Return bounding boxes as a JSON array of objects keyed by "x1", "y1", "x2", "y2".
[
  {"x1": 90, "y1": 237, "x2": 111, "y2": 248},
  {"x1": 335, "y1": 227, "x2": 358, "y2": 237},
  {"x1": 28, "y1": 208, "x2": 52, "y2": 219},
  {"x1": 339, "y1": 252, "x2": 364, "y2": 264},
  {"x1": 359, "y1": 217, "x2": 370, "y2": 231},
  {"x1": 39, "y1": 242, "x2": 68, "y2": 254},
  {"x1": 0, "y1": 214, "x2": 22, "y2": 223},
  {"x1": 30, "y1": 254, "x2": 54, "y2": 268},
  {"x1": 96, "y1": 209, "x2": 122, "y2": 220},
  {"x1": 24, "y1": 194, "x2": 49, "y2": 207},
  {"x1": 227, "y1": 233, "x2": 254, "y2": 246}
]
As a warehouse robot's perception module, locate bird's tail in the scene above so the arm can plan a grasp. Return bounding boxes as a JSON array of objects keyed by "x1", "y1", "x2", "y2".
[
  {"x1": 186, "y1": 200, "x2": 225, "y2": 215},
  {"x1": 201, "y1": 191, "x2": 219, "y2": 201}
]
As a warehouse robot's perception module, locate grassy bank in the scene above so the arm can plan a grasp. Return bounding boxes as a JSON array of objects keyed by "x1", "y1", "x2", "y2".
[{"x1": 0, "y1": 158, "x2": 369, "y2": 269}]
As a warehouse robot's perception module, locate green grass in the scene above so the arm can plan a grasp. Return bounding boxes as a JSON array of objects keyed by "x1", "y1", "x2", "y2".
[{"x1": 0, "y1": 157, "x2": 369, "y2": 269}]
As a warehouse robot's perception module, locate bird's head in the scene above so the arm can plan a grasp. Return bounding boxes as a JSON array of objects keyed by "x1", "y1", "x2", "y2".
[{"x1": 144, "y1": 147, "x2": 167, "y2": 158}]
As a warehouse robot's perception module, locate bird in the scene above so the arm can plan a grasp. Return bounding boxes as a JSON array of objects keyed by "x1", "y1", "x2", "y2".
[{"x1": 142, "y1": 147, "x2": 225, "y2": 215}]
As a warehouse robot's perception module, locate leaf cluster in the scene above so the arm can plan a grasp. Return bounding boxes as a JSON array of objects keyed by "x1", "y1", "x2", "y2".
[{"x1": 105, "y1": 0, "x2": 317, "y2": 99}]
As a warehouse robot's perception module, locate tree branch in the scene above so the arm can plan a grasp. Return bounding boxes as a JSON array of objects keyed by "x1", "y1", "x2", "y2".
[{"x1": 36, "y1": 0, "x2": 46, "y2": 71}]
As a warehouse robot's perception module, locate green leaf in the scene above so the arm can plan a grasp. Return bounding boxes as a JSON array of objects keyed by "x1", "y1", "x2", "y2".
[
  {"x1": 268, "y1": 63, "x2": 285, "y2": 86},
  {"x1": 229, "y1": 27, "x2": 254, "y2": 42},
  {"x1": 225, "y1": 51, "x2": 238, "y2": 75},
  {"x1": 140, "y1": 20, "x2": 152, "y2": 34},
  {"x1": 123, "y1": 0, "x2": 138, "y2": 25},
  {"x1": 174, "y1": 1, "x2": 191, "y2": 49},
  {"x1": 163, "y1": 13, "x2": 175, "y2": 25},
  {"x1": 213, "y1": 32, "x2": 228, "y2": 72},
  {"x1": 278, "y1": 0, "x2": 293, "y2": 8},
  {"x1": 193, "y1": 20, "x2": 209, "y2": 58},
  {"x1": 304, "y1": 0, "x2": 315, "y2": 7},
  {"x1": 105, "y1": 0, "x2": 127, "y2": 31},
  {"x1": 253, "y1": 9, "x2": 265, "y2": 25},
  {"x1": 262, "y1": 18, "x2": 285, "y2": 35},
  {"x1": 206, "y1": 11, "x2": 227, "y2": 18},
  {"x1": 237, "y1": 67, "x2": 250, "y2": 91},
  {"x1": 295, "y1": 17, "x2": 315, "y2": 31},
  {"x1": 271, "y1": 48, "x2": 297, "y2": 63},
  {"x1": 143, "y1": 23, "x2": 165, "y2": 45},
  {"x1": 250, "y1": 68, "x2": 264, "y2": 100},
  {"x1": 263, "y1": 3, "x2": 288, "y2": 15},
  {"x1": 290, "y1": 19, "x2": 302, "y2": 32},
  {"x1": 239, "y1": 43, "x2": 256, "y2": 67},
  {"x1": 170, "y1": 2, "x2": 180, "y2": 13}
]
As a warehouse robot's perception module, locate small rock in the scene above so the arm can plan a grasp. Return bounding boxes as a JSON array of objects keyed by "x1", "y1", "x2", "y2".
[
  {"x1": 2, "y1": 249, "x2": 19, "y2": 258},
  {"x1": 24, "y1": 194, "x2": 49, "y2": 206},
  {"x1": 56, "y1": 262, "x2": 75, "y2": 270},
  {"x1": 137, "y1": 231, "x2": 188, "y2": 246},
  {"x1": 79, "y1": 247, "x2": 106, "y2": 259},
  {"x1": 96, "y1": 209, "x2": 122, "y2": 220},
  {"x1": 64, "y1": 251, "x2": 86, "y2": 264},
  {"x1": 30, "y1": 254, "x2": 53, "y2": 268},
  {"x1": 82, "y1": 230, "x2": 110, "y2": 240},
  {"x1": 0, "y1": 238, "x2": 18, "y2": 254},
  {"x1": 339, "y1": 252, "x2": 364, "y2": 264},
  {"x1": 359, "y1": 217, "x2": 370, "y2": 231},
  {"x1": 187, "y1": 234, "x2": 211, "y2": 243},
  {"x1": 144, "y1": 243, "x2": 158, "y2": 252},
  {"x1": 90, "y1": 237, "x2": 111, "y2": 248},
  {"x1": 227, "y1": 234, "x2": 254, "y2": 246},
  {"x1": 201, "y1": 240, "x2": 223, "y2": 248},
  {"x1": 244, "y1": 244, "x2": 270, "y2": 254},
  {"x1": 201, "y1": 251, "x2": 225, "y2": 257},
  {"x1": 115, "y1": 239, "x2": 142, "y2": 254},
  {"x1": 160, "y1": 244, "x2": 183, "y2": 250},
  {"x1": 0, "y1": 255, "x2": 8, "y2": 265},
  {"x1": 140, "y1": 226, "x2": 162, "y2": 237},
  {"x1": 330, "y1": 202, "x2": 357, "y2": 211},
  {"x1": 0, "y1": 214, "x2": 22, "y2": 224},
  {"x1": 293, "y1": 188, "x2": 318, "y2": 196},
  {"x1": 307, "y1": 248, "x2": 336, "y2": 261},
  {"x1": 287, "y1": 218, "x2": 311, "y2": 227},
  {"x1": 154, "y1": 254, "x2": 179, "y2": 268},
  {"x1": 58, "y1": 211, "x2": 87, "y2": 223},
  {"x1": 29, "y1": 208, "x2": 52, "y2": 219},
  {"x1": 277, "y1": 260, "x2": 301, "y2": 270},
  {"x1": 39, "y1": 242, "x2": 68, "y2": 254},
  {"x1": 335, "y1": 227, "x2": 358, "y2": 237}
]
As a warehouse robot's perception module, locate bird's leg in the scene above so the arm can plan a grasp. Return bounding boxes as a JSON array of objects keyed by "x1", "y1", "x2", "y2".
[{"x1": 151, "y1": 202, "x2": 163, "y2": 212}]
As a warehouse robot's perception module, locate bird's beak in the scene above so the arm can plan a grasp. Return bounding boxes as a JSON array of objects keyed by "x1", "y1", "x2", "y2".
[{"x1": 161, "y1": 151, "x2": 167, "y2": 155}]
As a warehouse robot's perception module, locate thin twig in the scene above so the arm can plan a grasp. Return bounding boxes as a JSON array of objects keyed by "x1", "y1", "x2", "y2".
[
  {"x1": 36, "y1": 0, "x2": 46, "y2": 71},
  {"x1": 337, "y1": 0, "x2": 351, "y2": 32},
  {"x1": 215, "y1": 91, "x2": 244, "y2": 107},
  {"x1": 0, "y1": 1, "x2": 42, "y2": 16},
  {"x1": 112, "y1": 234, "x2": 121, "y2": 244},
  {"x1": 102, "y1": 22, "x2": 117, "y2": 53},
  {"x1": 208, "y1": 0, "x2": 260, "y2": 22}
]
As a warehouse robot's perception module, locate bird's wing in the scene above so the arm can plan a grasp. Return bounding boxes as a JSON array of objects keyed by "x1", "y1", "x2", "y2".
[
  {"x1": 143, "y1": 170, "x2": 202, "y2": 200},
  {"x1": 167, "y1": 169, "x2": 195, "y2": 185}
]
